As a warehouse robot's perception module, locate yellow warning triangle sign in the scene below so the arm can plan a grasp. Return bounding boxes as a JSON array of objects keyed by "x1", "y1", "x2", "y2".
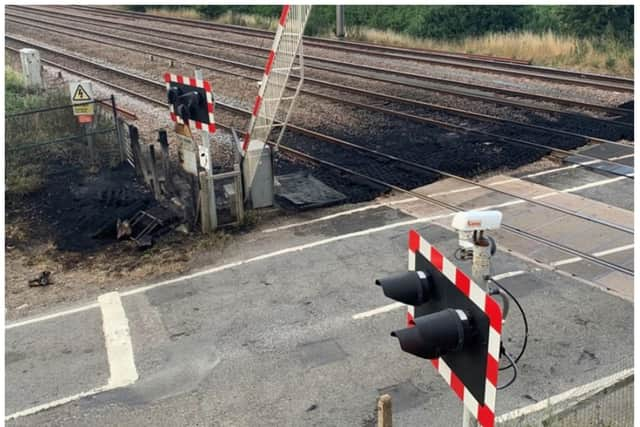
[{"x1": 72, "y1": 84, "x2": 92, "y2": 101}]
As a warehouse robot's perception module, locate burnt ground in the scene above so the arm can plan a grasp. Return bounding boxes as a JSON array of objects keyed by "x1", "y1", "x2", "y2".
[
  {"x1": 271, "y1": 96, "x2": 628, "y2": 205},
  {"x1": 6, "y1": 164, "x2": 158, "y2": 253}
]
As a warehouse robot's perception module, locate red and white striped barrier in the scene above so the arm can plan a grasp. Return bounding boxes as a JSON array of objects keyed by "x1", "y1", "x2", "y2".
[
  {"x1": 242, "y1": 5, "x2": 291, "y2": 152},
  {"x1": 407, "y1": 229, "x2": 502, "y2": 427},
  {"x1": 164, "y1": 73, "x2": 216, "y2": 133}
]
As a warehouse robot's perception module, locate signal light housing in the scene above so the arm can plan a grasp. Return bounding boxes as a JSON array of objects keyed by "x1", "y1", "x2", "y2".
[
  {"x1": 391, "y1": 308, "x2": 473, "y2": 359},
  {"x1": 375, "y1": 271, "x2": 432, "y2": 306}
]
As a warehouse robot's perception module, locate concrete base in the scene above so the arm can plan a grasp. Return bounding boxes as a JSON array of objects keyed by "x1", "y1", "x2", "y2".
[
  {"x1": 19, "y1": 48, "x2": 43, "y2": 88},
  {"x1": 242, "y1": 140, "x2": 273, "y2": 208}
]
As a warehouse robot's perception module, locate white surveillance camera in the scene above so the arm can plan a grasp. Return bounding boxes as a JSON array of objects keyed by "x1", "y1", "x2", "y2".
[
  {"x1": 451, "y1": 211, "x2": 502, "y2": 252},
  {"x1": 451, "y1": 210, "x2": 502, "y2": 232}
]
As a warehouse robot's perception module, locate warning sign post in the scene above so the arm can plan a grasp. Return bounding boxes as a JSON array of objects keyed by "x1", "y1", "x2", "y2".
[{"x1": 69, "y1": 81, "x2": 95, "y2": 119}]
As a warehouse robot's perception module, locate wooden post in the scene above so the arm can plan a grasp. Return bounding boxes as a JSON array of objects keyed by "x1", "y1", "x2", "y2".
[
  {"x1": 199, "y1": 171, "x2": 212, "y2": 233},
  {"x1": 110, "y1": 95, "x2": 126, "y2": 164},
  {"x1": 149, "y1": 144, "x2": 162, "y2": 198},
  {"x1": 82, "y1": 123, "x2": 97, "y2": 170},
  {"x1": 377, "y1": 394, "x2": 392, "y2": 427},
  {"x1": 158, "y1": 129, "x2": 171, "y2": 179},
  {"x1": 128, "y1": 125, "x2": 144, "y2": 178}
]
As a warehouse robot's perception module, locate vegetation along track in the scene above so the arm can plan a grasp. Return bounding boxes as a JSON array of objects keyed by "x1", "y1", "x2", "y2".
[
  {"x1": 6, "y1": 9, "x2": 635, "y2": 150},
  {"x1": 61, "y1": 5, "x2": 635, "y2": 91},
  {"x1": 9, "y1": 6, "x2": 635, "y2": 127},
  {"x1": 4, "y1": 39, "x2": 633, "y2": 276}
]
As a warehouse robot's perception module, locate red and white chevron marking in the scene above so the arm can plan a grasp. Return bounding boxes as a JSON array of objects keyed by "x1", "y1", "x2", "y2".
[
  {"x1": 164, "y1": 73, "x2": 216, "y2": 133},
  {"x1": 407, "y1": 229, "x2": 502, "y2": 427},
  {"x1": 242, "y1": 5, "x2": 290, "y2": 151}
]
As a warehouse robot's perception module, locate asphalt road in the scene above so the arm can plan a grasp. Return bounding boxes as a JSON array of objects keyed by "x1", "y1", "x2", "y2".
[{"x1": 6, "y1": 200, "x2": 633, "y2": 426}]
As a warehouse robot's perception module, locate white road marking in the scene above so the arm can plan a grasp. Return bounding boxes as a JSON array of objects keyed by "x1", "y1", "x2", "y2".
[
  {"x1": 98, "y1": 292, "x2": 138, "y2": 388},
  {"x1": 492, "y1": 270, "x2": 528, "y2": 280},
  {"x1": 5, "y1": 292, "x2": 138, "y2": 421},
  {"x1": 351, "y1": 243, "x2": 634, "y2": 320},
  {"x1": 6, "y1": 170, "x2": 633, "y2": 330},
  {"x1": 352, "y1": 302, "x2": 405, "y2": 320},
  {"x1": 118, "y1": 212, "x2": 456, "y2": 298},
  {"x1": 550, "y1": 244, "x2": 634, "y2": 267},
  {"x1": 5, "y1": 386, "x2": 109, "y2": 421},
  {"x1": 6, "y1": 302, "x2": 100, "y2": 330},
  {"x1": 496, "y1": 368, "x2": 633, "y2": 423},
  {"x1": 262, "y1": 197, "x2": 421, "y2": 233}
]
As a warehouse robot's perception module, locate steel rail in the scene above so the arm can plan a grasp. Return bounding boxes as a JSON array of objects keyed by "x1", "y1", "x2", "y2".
[
  {"x1": 6, "y1": 43, "x2": 631, "y2": 276},
  {"x1": 9, "y1": 16, "x2": 631, "y2": 153},
  {"x1": 6, "y1": 39, "x2": 634, "y2": 235},
  {"x1": 6, "y1": 33, "x2": 633, "y2": 178},
  {"x1": 8, "y1": 7, "x2": 634, "y2": 122},
  {"x1": 64, "y1": 5, "x2": 533, "y2": 66},
  {"x1": 59, "y1": 5, "x2": 635, "y2": 90}
]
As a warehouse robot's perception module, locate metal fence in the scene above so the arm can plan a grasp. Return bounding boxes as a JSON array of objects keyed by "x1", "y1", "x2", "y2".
[
  {"x1": 497, "y1": 364, "x2": 633, "y2": 427},
  {"x1": 5, "y1": 96, "x2": 127, "y2": 194}
]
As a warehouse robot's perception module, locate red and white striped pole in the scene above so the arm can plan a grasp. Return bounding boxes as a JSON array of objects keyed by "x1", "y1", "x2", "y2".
[{"x1": 242, "y1": 5, "x2": 291, "y2": 152}]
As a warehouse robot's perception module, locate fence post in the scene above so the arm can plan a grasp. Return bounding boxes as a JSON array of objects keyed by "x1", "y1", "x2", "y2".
[
  {"x1": 149, "y1": 144, "x2": 162, "y2": 199},
  {"x1": 377, "y1": 394, "x2": 392, "y2": 427},
  {"x1": 110, "y1": 95, "x2": 126, "y2": 164},
  {"x1": 128, "y1": 124, "x2": 144, "y2": 178},
  {"x1": 158, "y1": 129, "x2": 171, "y2": 182},
  {"x1": 82, "y1": 122, "x2": 97, "y2": 169}
]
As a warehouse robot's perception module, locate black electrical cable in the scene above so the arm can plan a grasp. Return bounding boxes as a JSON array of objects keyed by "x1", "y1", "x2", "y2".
[
  {"x1": 497, "y1": 348, "x2": 518, "y2": 390},
  {"x1": 489, "y1": 277, "x2": 529, "y2": 369}
]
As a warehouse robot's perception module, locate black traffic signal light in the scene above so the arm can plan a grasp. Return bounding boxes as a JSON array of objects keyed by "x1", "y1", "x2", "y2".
[
  {"x1": 376, "y1": 249, "x2": 493, "y2": 406},
  {"x1": 391, "y1": 308, "x2": 472, "y2": 359},
  {"x1": 166, "y1": 83, "x2": 209, "y2": 124}
]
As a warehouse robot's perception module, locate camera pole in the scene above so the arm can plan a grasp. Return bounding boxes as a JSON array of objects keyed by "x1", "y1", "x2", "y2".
[{"x1": 462, "y1": 230, "x2": 492, "y2": 427}]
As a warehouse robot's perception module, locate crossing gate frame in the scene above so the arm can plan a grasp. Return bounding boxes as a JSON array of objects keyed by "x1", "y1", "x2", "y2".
[{"x1": 242, "y1": 5, "x2": 312, "y2": 152}]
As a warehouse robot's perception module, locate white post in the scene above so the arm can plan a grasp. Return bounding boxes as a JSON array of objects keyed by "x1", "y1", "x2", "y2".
[
  {"x1": 463, "y1": 231, "x2": 492, "y2": 427},
  {"x1": 19, "y1": 48, "x2": 43, "y2": 88},
  {"x1": 336, "y1": 5, "x2": 345, "y2": 38}
]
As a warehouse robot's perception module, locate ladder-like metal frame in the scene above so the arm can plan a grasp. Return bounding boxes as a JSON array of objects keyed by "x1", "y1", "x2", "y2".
[{"x1": 243, "y1": 5, "x2": 312, "y2": 152}]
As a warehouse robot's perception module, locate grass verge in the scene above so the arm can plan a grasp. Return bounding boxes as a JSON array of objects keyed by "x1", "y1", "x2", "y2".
[{"x1": 133, "y1": 7, "x2": 632, "y2": 77}]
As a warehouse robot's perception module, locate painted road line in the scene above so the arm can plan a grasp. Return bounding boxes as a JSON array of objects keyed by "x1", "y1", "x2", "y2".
[
  {"x1": 98, "y1": 292, "x2": 138, "y2": 388},
  {"x1": 262, "y1": 197, "x2": 421, "y2": 233},
  {"x1": 6, "y1": 172, "x2": 632, "y2": 330},
  {"x1": 118, "y1": 212, "x2": 456, "y2": 298},
  {"x1": 550, "y1": 244, "x2": 634, "y2": 267},
  {"x1": 351, "y1": 243, "x2": 633, "y2": 320},
  {"x1": 5, "y1": 386, "x2": 109, "y2": 421},
  {"x1": 5, "y1": 293, "x2": 138, "y2": 421},
  {"x1": 495, "y1": 368, "x2": 633, "y2": 423},
  {"x1": 6, "y1": 302, "x2": 100, "y2": 330},
  {"x1": 352, "y1": 302, "x2": 404, "y2": 320}
]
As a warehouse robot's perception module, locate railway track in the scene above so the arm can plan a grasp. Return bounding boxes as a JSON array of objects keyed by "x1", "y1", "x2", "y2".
[
  {"x1": 8, "y1": 5, "x2": 635, "y2": 127},
  {"x1": 6, "y1": 33, "x2": 632, "y2": 179},
  {"x1": 61, "y1": 5, "x2": 635, "y2": 92},
  {"x1": 4, "y1": 40, "x2": 633, "y2": 277},
  {"x1": 6, "y1": 10, "x2": 635, "y2": 150}
]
